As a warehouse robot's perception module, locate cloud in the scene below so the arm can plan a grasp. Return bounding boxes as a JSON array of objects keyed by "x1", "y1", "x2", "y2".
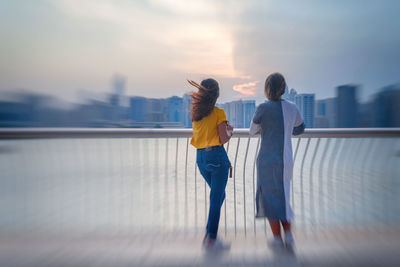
[
  {"x1": 50, "y1": 0, "x2": 245, "y2": 78},
  {"x1": 232, "y1": 81, "x2": 258, "y2": 96}
]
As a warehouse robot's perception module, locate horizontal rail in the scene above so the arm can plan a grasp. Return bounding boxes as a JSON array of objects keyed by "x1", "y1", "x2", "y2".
[{"x1": 0, "y1": 128, "x2": 400, "y2": 139}]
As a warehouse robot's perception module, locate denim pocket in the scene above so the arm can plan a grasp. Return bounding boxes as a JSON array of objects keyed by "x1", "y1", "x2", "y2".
[
  {"x1": 206, "y1": 162, "x2": 222, "y2": 168},
  {"x1": 205, "y1": 148, "x2": 230, "y2": 171}
]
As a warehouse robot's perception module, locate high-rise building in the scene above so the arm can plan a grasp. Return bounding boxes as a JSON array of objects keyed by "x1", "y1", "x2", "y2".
[
  {"x1": 336, "y1": 85, "x2": 358, "y2": 128},
  {"x1": 110, "y1": 74, "x2": 126, "y2": 107},
  {"x1": 167, "y1": 96, "x2": 184, "y2": 124},
  {"x1": 146, "y1": 98, "x2": 167, "y2": 122},
  {"x1": 282, "y1": 88, "x2": 298, "y2": 103},
  {"x1": 358, "y1": 102, "x2": 374, "y2": 127},
  {"x1": 372, "y1": 84, "x2": 400, "y2": 127},
  {"x1": 182, "y1": 93, "x2": 192, "y2": 128},
  {"x1": 295, "y1": 94, "x2": 315, "y2": 128},
  {"x1": 109, "y1": 75, "x2": 127, "y2": 122},
  {"x1": 243, "y1": 100, "x2": 256, "y2": 127},
  {"x1": 129, "y1": 96, "x2": 147, "y2": 122},
  {"x1": 315, "y1": 98, "x2": 336, "y2": 128},
  {"x1": 219, "y1": 100, "x2": 256, "y2": 128},
  {"x1": 222, "y1": 101, "x2": 242, "y2": 127}
]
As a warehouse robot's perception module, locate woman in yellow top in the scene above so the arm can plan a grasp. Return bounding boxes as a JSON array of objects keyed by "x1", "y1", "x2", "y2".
[{"x1": 188, "y1": 78, "x2": 233, "y2": 251}]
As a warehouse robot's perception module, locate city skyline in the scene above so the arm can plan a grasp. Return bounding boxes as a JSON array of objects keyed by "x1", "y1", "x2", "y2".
[{"x1": 1, "y1": 78, "x2": 399, "y2": 128}]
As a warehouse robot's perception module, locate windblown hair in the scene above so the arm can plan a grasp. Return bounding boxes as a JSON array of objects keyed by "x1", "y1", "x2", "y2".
[
  {"x1": 188, "y1": 78, "x2": 220, "y2": 122},
  {"x1": 265, "y1": 72, "x2": 286, "y2": 101}
]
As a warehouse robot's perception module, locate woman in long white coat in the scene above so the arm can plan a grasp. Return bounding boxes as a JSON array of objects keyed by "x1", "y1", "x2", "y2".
[{"x1": 250, "y1": 73, "x2": 304, "y2": 250}]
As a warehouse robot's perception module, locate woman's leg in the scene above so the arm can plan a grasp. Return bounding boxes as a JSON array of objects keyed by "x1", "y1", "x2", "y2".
[
  {"x1": 197, "y1": 162, "x2": 212, "y2": 233},
  {"x1": 281, "y1": 221, "x2": 291, "y2": 232},
  {"x1": 268, "y1": 220, "x2": 281, "y2": 237},
  {"x1": 206, "y1": 165, "x2": 229, "y2": 239},
  {"x1": 281, "y1": 220, "x2": 294, "y2": 247}
]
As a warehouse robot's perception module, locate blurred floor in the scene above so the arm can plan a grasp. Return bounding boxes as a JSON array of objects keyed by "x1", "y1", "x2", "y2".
[{"x1": 0, "y1": 227, "x2": 399, "y2": 267}]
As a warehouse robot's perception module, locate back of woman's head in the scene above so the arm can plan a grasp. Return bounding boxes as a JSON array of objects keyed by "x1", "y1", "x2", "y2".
[
  {"x1": 265, "y1": 73, "x2": 286, "y2": 101},
  {"x1": 189, "y1": 78, "x2": 220, "y2": 121}
]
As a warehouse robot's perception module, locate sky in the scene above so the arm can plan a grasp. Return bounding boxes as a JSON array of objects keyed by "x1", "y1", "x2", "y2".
[{"x1": 0, "y1": 0, "x2": 399, "y2": 104}]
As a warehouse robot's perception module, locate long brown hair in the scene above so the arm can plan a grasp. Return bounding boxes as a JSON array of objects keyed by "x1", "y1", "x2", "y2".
[
  {"x1": 188, "y1": 78, "x2": 220, "y2": 121},
  {"x1": 265, "y1": 72, "x2": 286, "y2": 101}
]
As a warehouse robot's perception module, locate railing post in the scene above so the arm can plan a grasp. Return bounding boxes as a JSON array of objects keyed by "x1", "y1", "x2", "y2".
[
  {"x1": 224, "y1": 140, "x2": 230, "y2": 237},
  {"x1": 242, "y1": 137, "x2": 250, "y2": 237},
  {"x1": 300, "y1": 138, "x2": 311, "y2": 228},
  {"x1": 309, "y1": 138, "x2": 320, "y2": 227},
  {"x1": 292, "y1": 137, "x2": 301, "y2": 215},
  {"x1": 165, "y1": 138, "x2": 169, "y2": 228},
  {"x1": 233, "y1": 137, "x2": 240, "y2": 237},
  {"x1": 174, "y1": 138, "x2": 179, "y2": 229},
  {"x1": 252, "y1": 137, "x2": 260, "y2": 236},
  {"x1": 184, "y1": 138, "x2": 189, "y2": 232},
  {"x1": 194, "y1": 160, "x2": 198, "y2": 231},
  {"x1": 318, "y1": 138, "x2": 331, "y2": 227}
]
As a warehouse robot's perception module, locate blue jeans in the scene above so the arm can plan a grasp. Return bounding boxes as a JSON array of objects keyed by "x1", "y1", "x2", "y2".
[{"x1": 197, "y1": 146, "x2": 230, "y2": 239}]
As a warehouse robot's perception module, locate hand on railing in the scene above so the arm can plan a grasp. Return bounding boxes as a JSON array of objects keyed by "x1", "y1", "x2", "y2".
[{"x1": 227, "y1": 122, "x2": 233, "y2": 137}]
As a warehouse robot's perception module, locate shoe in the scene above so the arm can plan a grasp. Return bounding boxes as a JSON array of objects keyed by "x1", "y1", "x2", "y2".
[
  {"x1": 284, "y1": 231, "x2": 295, "y2": 251},
  {"x1": 268, "y1": 236, "x2": 284, "y2": 250},
  {"x1": 204, "y1": 238, "x2": 231, "y2": 251}
]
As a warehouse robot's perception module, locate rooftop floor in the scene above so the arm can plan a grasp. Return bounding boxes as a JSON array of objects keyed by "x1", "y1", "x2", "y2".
[{"x1": 1, "y1": 227, "x2": 400, "y2": 266}]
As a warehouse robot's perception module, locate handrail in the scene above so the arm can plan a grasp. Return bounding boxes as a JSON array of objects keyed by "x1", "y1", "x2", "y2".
[{"x1": 0, "y1": 127, "x2": 400, "y2": 139}]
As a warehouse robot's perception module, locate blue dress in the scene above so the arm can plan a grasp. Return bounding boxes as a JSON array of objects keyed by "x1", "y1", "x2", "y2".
[{"x1": 250, "y1": 100, "x2": 304, "y2": 221}]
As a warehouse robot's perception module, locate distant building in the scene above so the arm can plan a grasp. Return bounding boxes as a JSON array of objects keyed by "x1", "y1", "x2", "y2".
[
  {"x1": 295, "y1": 94, "x2": 315, "y2": 128},
  {"x1": 129, "y1": 97, "x2": 147, "y2": 122},
  {"x1": 221, "y1": 101, "x2": 242, "y2": 128},
  {"x1": 282, "y1": 88, "x2": 298, "y2": 103},
  {"x1": 146, "y1": 98, "x2": 167, "y2": 122},
  {"x1": 372, "y1": 84, "x2": 400, "y2": 127},
  {"x1": 167, "y1": 96, "x2": 184, "y2": 124},
  {"x1": 129, "y1": 95, "x2": 187, "y2": 127},
  {"x1": 315, "y1": 98, "x2": 336, "y2": 128},
  {"x1": 111, "y1": 74, "x2": 125, "y2": 102},
  {"x1": 183, "y1": 94, "x2": 192, "y2": 128},
  {"x1": 243, "y1": 100, "x2": 256, "y2": 127},
  {"x1": 220, "y1": 100, "x2": 256, "y2": 128},
  {"x1": 336, "y1": 85, "x2": 358, "y2": 128},
  {"x1": 109, "y1": 75, "x2": 127, "y2": 122},
  {"x1": 0, "y1": 100, "x2": 33, "y2": 126}
]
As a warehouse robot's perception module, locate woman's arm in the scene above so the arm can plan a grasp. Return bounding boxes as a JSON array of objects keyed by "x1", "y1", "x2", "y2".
[
  {"x1": 249, "y1": 104, "x2": 263, "y2": 136},
  {"x1": 218, "y1": 121, "x2": 233, "y2": 144},
  {"x1": 249, "y1": 120, "x2": 261, "y2": 136},
  {"x1": 292, "y1": 107, "x2": 305, "y2": 135},
  {"x1": 292, "y1": 123, "x2": 305, "y2": 135}
]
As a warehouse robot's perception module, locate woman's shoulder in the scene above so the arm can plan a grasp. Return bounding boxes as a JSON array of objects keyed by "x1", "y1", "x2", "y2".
[
  {"x1": 256, "y1": 101, "x2": 268, "y2": 109},
  {"x1": 214, "y1": 106, "x2": 226, "y2": 115},
  {"x1": 281, "y1": 99, "x2": 298, "y2": 110},
  {"x1": 256, "y1": 101, "x2": 276, "y2": 111}
]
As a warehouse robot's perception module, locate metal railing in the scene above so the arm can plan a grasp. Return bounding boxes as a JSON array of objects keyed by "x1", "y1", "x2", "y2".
[
  {"x1": 0, "y1": 128, "x2": 399, "y2": 236},
  {"x1": 1, "y1": 127, "x2": 400, "y2": 139}
]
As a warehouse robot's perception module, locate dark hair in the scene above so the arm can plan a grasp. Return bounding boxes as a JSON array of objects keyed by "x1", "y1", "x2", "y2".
[
  {"x1": 189, "y1": 78, "x2": 220, "y2": 121},
  {"x1": 265, "y1": 72, "x2": 286, "y2": 101}
]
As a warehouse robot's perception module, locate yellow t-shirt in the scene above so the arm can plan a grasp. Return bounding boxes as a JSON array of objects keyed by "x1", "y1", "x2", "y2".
[{"x1": 191, "y1": 106, "x2": 227, "y2": 149}]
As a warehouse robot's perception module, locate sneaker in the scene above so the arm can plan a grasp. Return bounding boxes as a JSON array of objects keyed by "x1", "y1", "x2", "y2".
[
  {"x1": 204, "y1": 238, "x2": 231, "y2": 251},
  {"x1": 268, "y1": 236, "x2": 284, "y2": 250},
  {"x1": 284, "y1": 231, "x2": 295, "y2": 251}
]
